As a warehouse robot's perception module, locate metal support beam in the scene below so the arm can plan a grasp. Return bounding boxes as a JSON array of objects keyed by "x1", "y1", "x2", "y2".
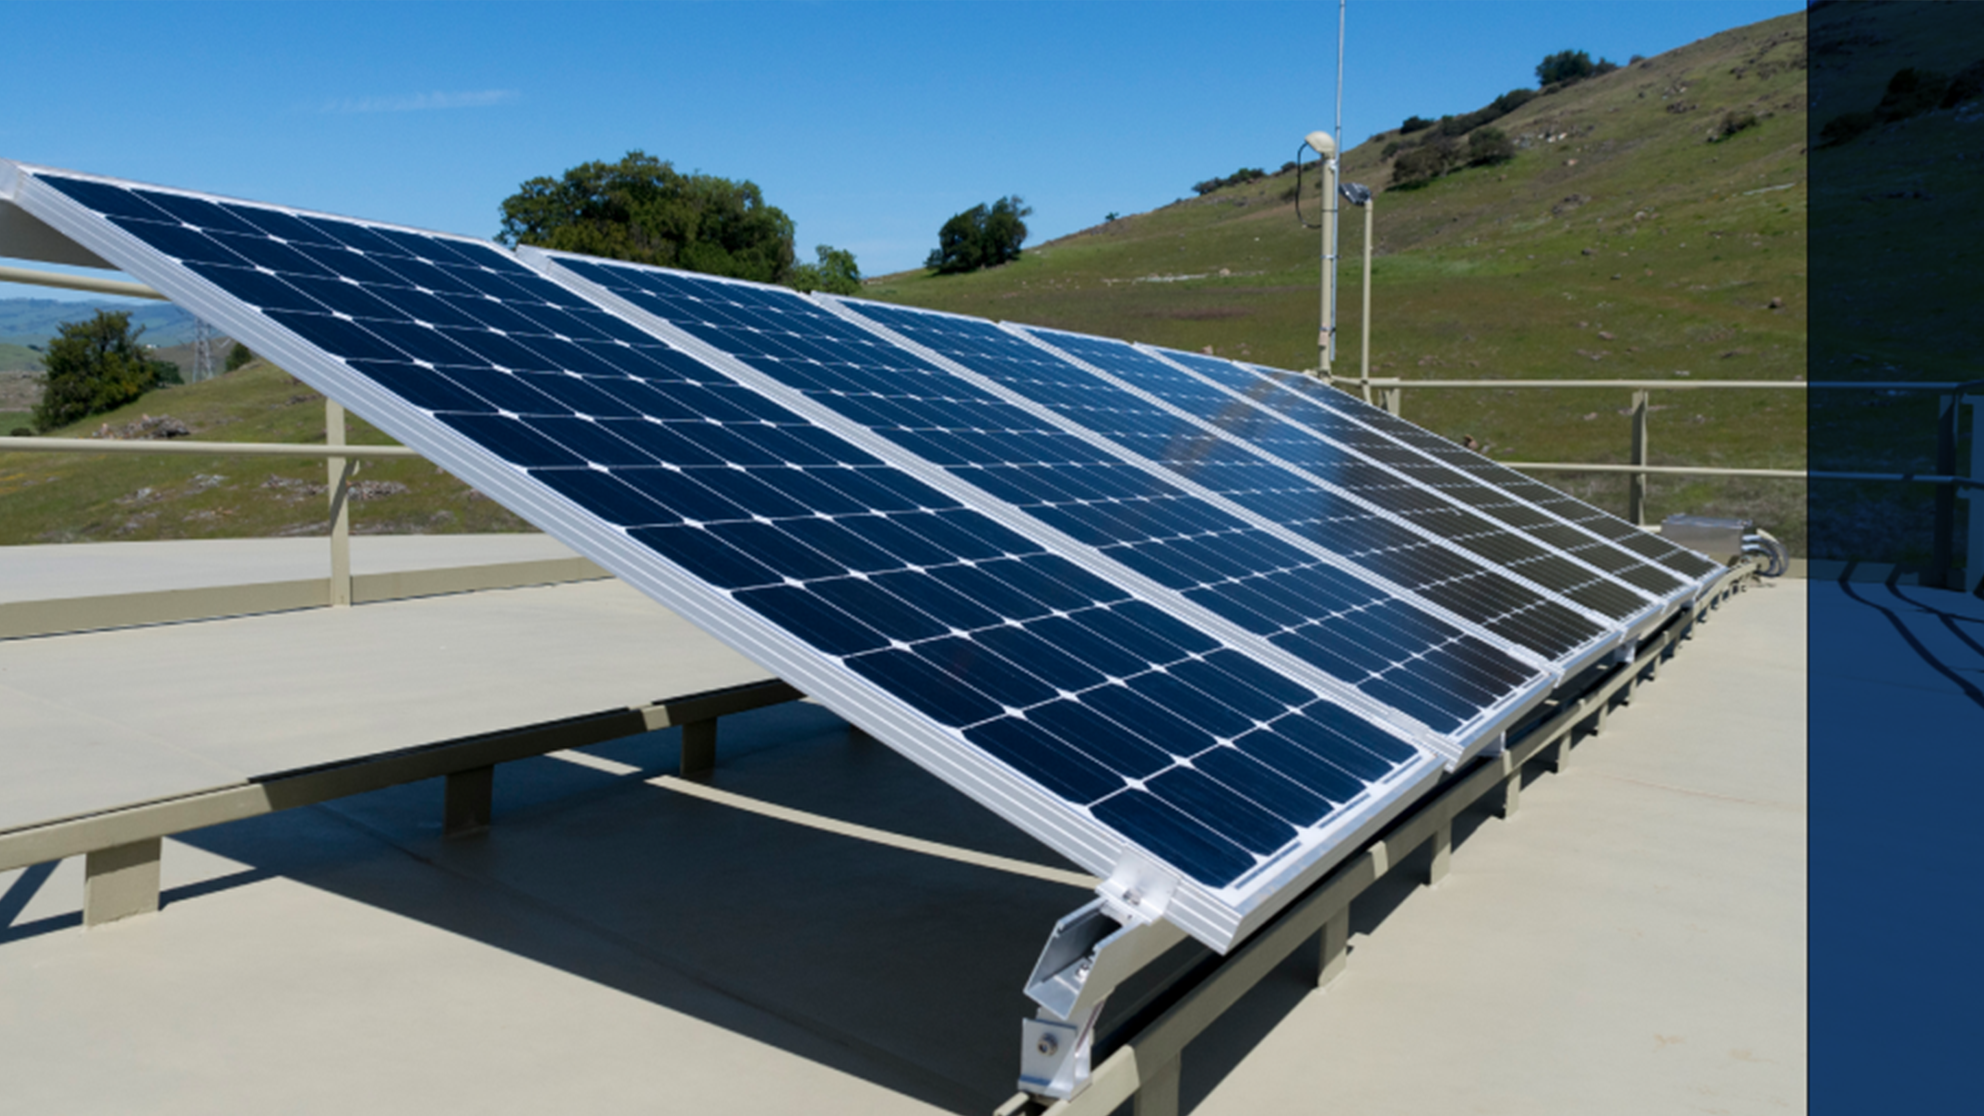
[
  {"x1": 1133, "y1": 1056, "x2": 1181, "y2": 1116},
  {"x1": 1424, "y1": 818, "x2": 1452, "y2": 886},
  {"x1": 1965, "y1": 400, "x2": 1983, "y2": 595},
  {"x1": 680, "y1": 719, "x2": 717, "y2": 777},
  {"x1": 83, "y1": 838, "x2": 161, "y2": 926},
  {"x1": 1316, "y1": 906, "x2": 1350, "y2": 988},
  {"x1": 1629, "y1": 389, "x2": 1651, "y2": 526},
  {"x1": 0, "y1": 263, "x2": 164, "y2": 300},
  {"x1": 1379, "y1": 386, "x2": 1401, "y2": 417},
  {"x1": 326, "y1": 400, "x2": 352, "y2": 608},
  {"x1": 1494, "y1": 771, "x2": 1521, "y2": 820},
  {"x1": 444, "y1": 766, "x2": 493, "y2": 838}
]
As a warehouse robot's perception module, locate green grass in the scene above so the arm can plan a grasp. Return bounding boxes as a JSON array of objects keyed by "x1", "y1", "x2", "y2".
[
  {"x1": 0, "y1": 361, "x2": 531, "y2": 545},
  {"x1": 863, "y1": 11, "x2": 1812, "y2": 553}
]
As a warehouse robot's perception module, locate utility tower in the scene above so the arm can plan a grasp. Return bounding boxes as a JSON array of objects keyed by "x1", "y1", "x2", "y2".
[{"x1": 192, "y1": 318, "x2": 214, "y2": 381}]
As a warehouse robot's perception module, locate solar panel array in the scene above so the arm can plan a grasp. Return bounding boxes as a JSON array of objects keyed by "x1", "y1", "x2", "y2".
[{"x1": 5, "y1": 160, "x2": 1719, "y2": 951}]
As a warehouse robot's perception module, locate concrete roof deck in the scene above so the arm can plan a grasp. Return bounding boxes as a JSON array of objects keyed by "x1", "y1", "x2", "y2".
[{"x1": 0, "y1": 538, "x2": 1812, "y2": 1114}]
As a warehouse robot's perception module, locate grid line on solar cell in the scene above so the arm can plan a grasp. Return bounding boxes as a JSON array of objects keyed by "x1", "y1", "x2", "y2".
[
  {"x1": 818, "y1": 297, "x2": 1621, "y2": 674},
  {"x1": 1011, "y1": 324, "x2": 1664, "y2": 627},
  {"x1": 1194, "y1": 355, "x2": 1723, "y2": 586},
  {"x1": 1054, "y1": 333, "x2": 1685, "y2": 615},
  {"x1": 17, "y1": 166, "x2": 1453, "y2": 940},
  {"x1": 528, "y1": 250, "x2": 1528, "y2": 752}
]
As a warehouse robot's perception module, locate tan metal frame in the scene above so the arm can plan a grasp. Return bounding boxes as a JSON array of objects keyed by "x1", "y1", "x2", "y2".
[{"x1": 0, "y1": 678, "x2": 803, "y2": 926}]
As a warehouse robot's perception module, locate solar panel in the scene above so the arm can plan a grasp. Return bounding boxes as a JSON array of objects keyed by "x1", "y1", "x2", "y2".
[
  {"x1": 7, "y1": 161, "x2": 1467, "y2": 951},
  {"x1": 813, "y1": 299, "x2": 1631, "y2": 675},
  {"x1": 536, "y1": 254, "x2": 1561, "y2": 753},
  {"x1": 1148, "y1": 347, "x2": 1723, "y2": 590},
  {"x1": 1013, "y1": 326, "x2": 1684, "y2": 619}
]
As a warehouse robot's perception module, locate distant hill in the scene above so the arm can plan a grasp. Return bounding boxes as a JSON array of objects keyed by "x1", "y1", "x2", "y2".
[
  {"x1": 863, "y1": 9, "x2": 1809, "y2": 552},
  {"x1": 0, "y1": 297, "x2": 202, "y2": 351}
]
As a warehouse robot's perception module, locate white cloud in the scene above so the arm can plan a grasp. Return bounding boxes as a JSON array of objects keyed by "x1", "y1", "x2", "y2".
[{"x1": 320, "y1": 90, "x2": 519, "y2": 114}]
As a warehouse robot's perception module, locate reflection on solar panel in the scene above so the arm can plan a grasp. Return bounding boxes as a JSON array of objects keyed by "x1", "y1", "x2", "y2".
[
  {"x1": 815, "y1": 300, "x2": 1632, "y2": 666},
  {"x1": 2, "y1": 159, "x2": 1714, "y2": 954},
  {"x1": 1147, "y1": 346, "x2": 1722, "y2": 589}
]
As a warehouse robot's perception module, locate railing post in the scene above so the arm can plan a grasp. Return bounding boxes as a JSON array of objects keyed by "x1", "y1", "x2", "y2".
[
  {"x1": 1380, "y1": 386, "x2": 1401, "y2": 417},
  {"x1": 327, "y1": 399, "x2": 352, "y2": 607},
  {"x1": 1628, "y1": 389, "x2": 1650, "y2": 526}
]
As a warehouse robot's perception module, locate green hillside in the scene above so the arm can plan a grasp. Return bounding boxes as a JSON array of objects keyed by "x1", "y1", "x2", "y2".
[
  {"x1": 0, "y1": 361, "x2": 529, "y2": 545},
  {"x1": 865, "y1": 12, "x2": 1810, "y2": 552}
]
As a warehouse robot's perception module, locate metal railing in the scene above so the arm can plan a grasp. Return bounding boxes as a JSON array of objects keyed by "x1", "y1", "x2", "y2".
[{"x1": 1327, "y1": 373, "x2": 1983, "y2": 591}]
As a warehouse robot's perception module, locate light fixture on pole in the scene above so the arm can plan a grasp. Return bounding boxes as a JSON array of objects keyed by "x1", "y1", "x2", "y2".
[
  {"x1": 1305, "y1": 131, "x2": 1337, "y2": 380},
  {"x1": 1339, "y1": 181, "x2": 1374, "y2": 405}
]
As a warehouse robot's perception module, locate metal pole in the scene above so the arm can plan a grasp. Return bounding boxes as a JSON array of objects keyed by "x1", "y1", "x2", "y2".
[
  {"x1": 1360, "y1": 199, "x2": 1374, "y2": 404},
  {"x1": 1331, "y1": 0, "x2": 1346, "y2": 369},
  {"x1": 1629, "y1": 389, "x2": 1651, "y2": 526},
  {"x1": 1320, "y1": 156, "x2": 1337, "y2": 378},
  {"x1": 326, "y1": 399, "x2": 352, "y2": 607}
]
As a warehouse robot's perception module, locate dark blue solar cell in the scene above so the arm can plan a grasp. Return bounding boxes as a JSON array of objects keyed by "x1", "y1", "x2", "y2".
[
  {"x1": 687, "y1": 467, "x2": 814, "y2": 519},
  {"x1": 1133, "y1": 668, "x2": 1256, "y2": 738},
  {"x1": 133, "y1": 190, "x2": 264, "y2": 235},
  {"x1": 1225, "y1": 729, "x2": 1365, "y2": 807},
  {"x1": 926, "y1": 562, "x2": 1053, "y2": 620},
  {"x1": 363, "y1": 225, "x2": 481, "y2": 265},
  {"x1": 109, "y1": 216, "x2": 243, "y2": 265},
  {"x1": 845, "y1": 648, "x2": 1004, "y2": 726},
  {"x1": 1284, "y1": 705, "x2": 1417, "y2": 773},
  {"x1": 352, "y1": 320, "x2": 479, "y2": 366},
  {"x1": 672, "y1": 423, "x2": 789, "y2": 467},
  {"x1": 1090, "y1": 790, "x2": 1255, "y2": 887},
  {"x1": 346, "y1": 361, "x2": 494, "y2": 414},
  {"x1": 266, "y1": 311, "x2": 406, "y2": 363},
  {"x1": 222, "y1": 205, "x2": 338, "y2": 246},
  {"x1": 869, "y1": 570, "x2": 1002, "y2": 631},
  {"x1": 775, "y1": 517, "x2": 904, "y2": 573},
  {"x1": 973, "y1": 624, "x2": 1108, "y2": 691},
  {"x1": 1190, "y1": 747, "x2": 1337, "y2": 824},
  {"x1": 375, "y1": 255, "x2": 475, "y2": 295},
  {"x1": 40, "y1": 175, "x2": 175, "y2": 222},
  {"x1": 1144, "y1": 768, "x2": 1296, "y2": 855},
  {"x1": 525, "y1": 418, "x2": 655, "y2": 466},
  {"x1": 208, "y1": 231, "x2": 335, "y2": 276},
  {"x1": 1026, "y1": 701, "x2": 1172, "y2": 774},
  {"x1": 918, "y1": 636, "x2": 1059, "y2": 707},
  {"x1": 531, "y1": 467, "x2": 676, "y2": 527},
  {"x1": 511, "y1": 372, "x2": 642, "y2": 418},
  {"x1": 811, "y1": 577, "x2": 950, "y2": 642},
  {"x1": 437, "y1": 326, "x2": 560, "y2": 371},
  {"x1": 964, "y1": 719, "x2": 1126, "y2": 803},
  {"x1": 732, "y1": 584, "x2": 888, "y2": 656},
  {"x1": 707, "y1": 521, "x2": 846, "y2": 580},
  {"x1": 436, "y1": 413, "x2": 585, "y2": 467},
  {"x1": 834, "y1": 513, "x2": 963, "y2": 567},
  {"x1": 287, "y1": 242, "x2": 410, "y2": 286},
  {"x1": 282, "y1": 275, "x2": 410, "y2": 321},
  {"x1": 631, "y1": 524, "x2": 777, "y2": 587},
  {"x1": 184, "y1": 263, "x2": 326, "y2": 313}
]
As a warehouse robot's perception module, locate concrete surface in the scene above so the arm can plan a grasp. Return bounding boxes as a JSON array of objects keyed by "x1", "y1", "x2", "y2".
[
  {"x1": 0, "y1": 544, "x2": 1809, "y2": 1115},
  {"x1": 0, "y1": 533, "x2": 579, "y2": 603}
]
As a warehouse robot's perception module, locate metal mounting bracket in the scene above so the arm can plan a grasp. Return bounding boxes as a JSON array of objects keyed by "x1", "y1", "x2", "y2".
[{"x1": 1019, "y1": 855, "x2": 1188, "y2": 1098}]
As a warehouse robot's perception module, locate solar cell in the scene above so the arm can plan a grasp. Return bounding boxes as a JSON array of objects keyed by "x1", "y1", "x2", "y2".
[
  {"x1": 811, "y1": 298, "x2": 1628, "y2": 672},
  {"x1": 1167, "y1": 352, "x2": 1724, "y2": 586},
  {"x1": 10, "y1": 161, "x2": 1464, "y2": 950},
  {"x1": 535, "y1": 254, "x2": 1559, "y2": 748}
]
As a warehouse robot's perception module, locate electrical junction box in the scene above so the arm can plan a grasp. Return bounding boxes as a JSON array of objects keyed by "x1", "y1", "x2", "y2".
[{"x1": 1661, "y1": 514, "x2": 1751, "y2": 565}]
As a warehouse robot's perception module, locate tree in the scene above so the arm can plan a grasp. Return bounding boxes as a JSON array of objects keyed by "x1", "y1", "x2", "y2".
[
  {"x1": 1466, "y1": 127, "x2": 1516, "y2": 166},
  {"x1": 789, "y1": 245, "x2": 862, "y2": 295},
  {"x1": 1536, "y1": 49, "x2": 1596, "y2": 86},
  {"x1": 924, "y1": 196, "x2": 1032, "y2": 275},
  {"x1": 225, "y1": 341, "x2": 255, "y2": 371},
  {"x1": 496, "y1": 151, "x2": 796, "y2": 284},
  {"x1": 32, "y1": 310, "x2": 178, "y2": 431},
  {"x1": 1391, "y1": 142, "x2": 1456, "y2": 189}
]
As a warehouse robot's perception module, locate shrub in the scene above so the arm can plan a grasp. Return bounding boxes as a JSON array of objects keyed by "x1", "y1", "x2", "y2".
[
  {"x1": 1593, "y1": 58, "x2": 1620, "y2": 77},
  {"x1": 1712, "y1": 110, "x2": 1760, "y2": 141},
  {"x1": 1536, "y1": 50, "x2": 1596, "y2": 86},
  {"x1": 31, "y1": 310, "x2": 178, "y2": 432},
  {"x1": 788, "y1": 244, "x2": 861, "y2": 295},
  {"x1": 1191, "y1": 167, "x2": 1266, "y2": 196},
  {"x1": 225, "y1": 342, "x2": 255, "y2": 372},
  {"x1": 1399, "y1": 115, "x2": 1433, "y2": 134},
  {"x1": 1490, "y1": 88, "x2": 1537, "y2": 115},
  {"x1": 1382, "y1": 140, "x2": 1403, "y2": 159},
  {"x1": 1466, "y1": 127, "x2": 1516, "y2": 166},
  {"x1": 1391, "y1": 142, "x2": 1455, "y2": 189},
  {"x1": 1877, "y1": 67, "x2": 1950, "y2": 121},
  {"x1": 1819, "y1": 110, "x2": 1877, "y2": 146}
]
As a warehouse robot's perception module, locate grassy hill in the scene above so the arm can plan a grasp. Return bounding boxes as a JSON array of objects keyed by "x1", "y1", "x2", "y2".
[
  {"x1": 864, "y1": 11, "x2": 1810, "y2": 553},
  {"x1": 0, "y1": 360, "x2": 529, "y2": 545}
]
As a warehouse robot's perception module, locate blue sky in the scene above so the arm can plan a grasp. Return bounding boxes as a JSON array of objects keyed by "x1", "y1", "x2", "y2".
[{"x1": 3, "y1": 0, "x2": 1800, "y2": 301}]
